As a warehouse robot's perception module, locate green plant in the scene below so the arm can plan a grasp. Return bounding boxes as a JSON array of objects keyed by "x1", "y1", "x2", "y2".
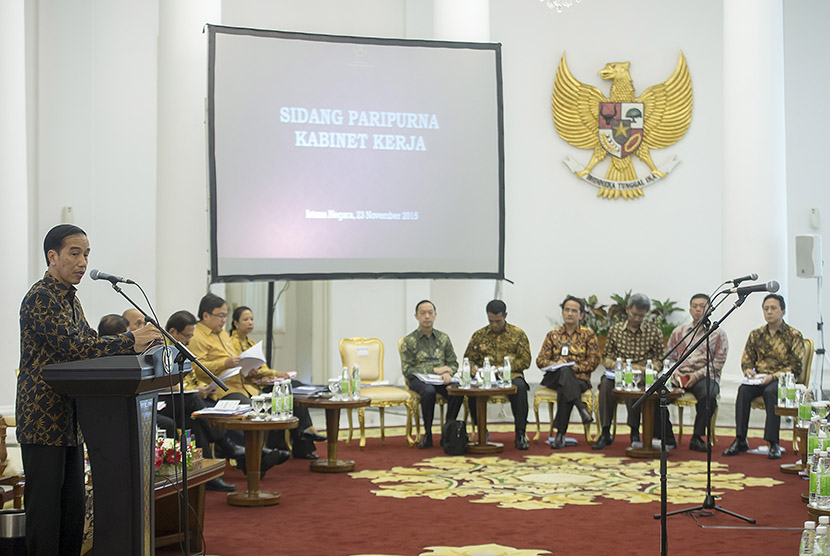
[
  {"x1": 649, "y1": 297, "x2": 684, "y2": 340},
  {"x1": 579, "y1": 294, "x2": 610, "y2": 337}
]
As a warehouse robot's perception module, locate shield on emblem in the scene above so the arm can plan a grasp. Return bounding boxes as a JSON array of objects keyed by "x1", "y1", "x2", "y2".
[{"x1": 598, "y1": 102, "x2": 644, "y2": 159}]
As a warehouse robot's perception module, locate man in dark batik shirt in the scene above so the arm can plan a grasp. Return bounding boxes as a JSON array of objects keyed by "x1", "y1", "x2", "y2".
[
  {"x1": 723, "y1": 293, "x2": 805, "y2": 460},
  {"x1": 17, "y1": 225, "x2": 160, "y2": 556},
  {"x1": 464, "y1": 299, "x2": 532, "y2": 449}
]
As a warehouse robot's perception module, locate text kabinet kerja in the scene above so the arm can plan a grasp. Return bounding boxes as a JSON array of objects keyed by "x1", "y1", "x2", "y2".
[{"x1": 280, "y1": 106, "x2": 439, "y2": 151}]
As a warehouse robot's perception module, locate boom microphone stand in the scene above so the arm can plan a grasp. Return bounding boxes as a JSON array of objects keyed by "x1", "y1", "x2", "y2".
[
  {"x1": 634, "y1": 293, "x2": 755, "y2": 556},
  {"x1": 107, "y1": 281, "x2": 228, "y2": 554},
  {"x1": 658, "y1": 310, "x2": 755, "y2": 524}
]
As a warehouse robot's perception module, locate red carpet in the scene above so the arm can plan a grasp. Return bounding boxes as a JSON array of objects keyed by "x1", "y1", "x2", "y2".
[{"x1": 173, "y1": 428, "x2": 806, "y2": 556}]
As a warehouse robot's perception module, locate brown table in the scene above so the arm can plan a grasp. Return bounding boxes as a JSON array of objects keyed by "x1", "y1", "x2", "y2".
[
  {"x1": 196, "y1": 414, "x2": 298, "y2": 506},
  {"x1": 447, "y1": 384, "x2": 517, "y2": 454},
  {"x1": 295, "y1": 395, "x2": 370, "y2": 472},
  {"x1": 613, "y1": 387, "x2": 683, "y2": 458},
  {"x1": 774, "y1": 405, "x2": 805, "y2": 474},
  {"x1": 154, "y1": 458, "x2": 225, "y2": 553}
]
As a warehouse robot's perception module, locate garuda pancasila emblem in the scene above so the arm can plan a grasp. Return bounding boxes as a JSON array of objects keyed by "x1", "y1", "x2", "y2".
[{"x1": 552, "y1": 52, "x2": 693, "y2": 199}]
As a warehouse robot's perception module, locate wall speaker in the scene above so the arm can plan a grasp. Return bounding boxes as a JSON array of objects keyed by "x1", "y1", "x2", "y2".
[{"x1": 796, "y1": 234, "x2": 822, "y2": 278}]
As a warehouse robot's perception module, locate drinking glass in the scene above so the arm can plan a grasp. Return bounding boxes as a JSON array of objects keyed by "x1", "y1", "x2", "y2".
[
  {"x1": 328, "y1": 378, "x2": 341, "y2": 401},
  {"x1": 632, "y1": 369, "x2": 643, "y2": 390},
  {"x1": 250, "y1": 395, "x2": 265, "y2": 421}
]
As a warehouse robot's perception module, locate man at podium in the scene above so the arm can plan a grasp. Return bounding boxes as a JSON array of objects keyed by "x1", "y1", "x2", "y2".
[{"x1": 16, "y1": 224, "x2": 161, "y2": 556}]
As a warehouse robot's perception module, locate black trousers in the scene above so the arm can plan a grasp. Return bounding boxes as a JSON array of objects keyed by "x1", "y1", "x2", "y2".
[
  {"x1": 542, "y1": 367, "x2": 590, "y2": 434},
  {"x1": 465, "y1": 376, "x2": 530, "y2": 433},
  {"x1": 684, "y1": 377, "x2": 720, "y2": 438},
  {"x1": 408, "y1": 377, "x2": 464, "y2": 435},
  {"x1": 21, "y1": 444, "x2": 85, "y2": 556},
  {"x1": 735, "y1": 379, "x2": 779, "y2": 443}
]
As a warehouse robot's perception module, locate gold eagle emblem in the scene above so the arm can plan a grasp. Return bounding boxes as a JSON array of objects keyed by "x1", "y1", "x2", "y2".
[{"x1": 552, "y1": 52, "x2": 693, "y2": 199}]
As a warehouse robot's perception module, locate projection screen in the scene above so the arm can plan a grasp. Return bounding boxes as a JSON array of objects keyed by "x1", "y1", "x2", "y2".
[{"x1": 207, "y1": 25, "x2": 505, "y2": 282}]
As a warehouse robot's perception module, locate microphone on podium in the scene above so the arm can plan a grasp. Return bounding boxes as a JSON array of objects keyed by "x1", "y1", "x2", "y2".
[
  {"x1": 89, "y1": 269, "x2": 135, "y2": 285},
  {"x1": 730, "y1": 273, "x2": 758, "y2": 285}
]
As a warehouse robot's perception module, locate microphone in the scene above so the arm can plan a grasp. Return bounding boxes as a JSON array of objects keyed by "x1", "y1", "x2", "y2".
[
  {"x1": 724, "y1": 280, "x2": 780, "y2": 296},
  {"x1": 731, "y1": 273, "x2": 758, "y2": 285},
  {"x1": 89, "y1": 269, "x2": 135, "y2": 285}
]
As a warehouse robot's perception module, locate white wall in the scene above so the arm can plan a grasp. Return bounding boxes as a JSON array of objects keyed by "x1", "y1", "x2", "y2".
[
  {"x1": 783, "y1": 0, "x2": 830, "y2": 392},
  {"x1": 5, "y1": 0, "x2": 827, "y2": 415}
]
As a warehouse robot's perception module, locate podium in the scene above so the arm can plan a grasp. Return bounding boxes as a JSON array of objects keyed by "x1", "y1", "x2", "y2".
[{"x1": 43, "y1": 347, "x2": 190, "y2": 556}]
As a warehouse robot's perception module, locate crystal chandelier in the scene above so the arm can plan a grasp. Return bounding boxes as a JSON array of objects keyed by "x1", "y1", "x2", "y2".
[{"x1": 540, "y1": 0, "x2": 582, "y2": 13}]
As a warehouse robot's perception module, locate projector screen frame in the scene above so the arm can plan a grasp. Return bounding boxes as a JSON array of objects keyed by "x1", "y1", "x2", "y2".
[{"x1": 206, "y1": 24, "x2": 505, "y2": 283}]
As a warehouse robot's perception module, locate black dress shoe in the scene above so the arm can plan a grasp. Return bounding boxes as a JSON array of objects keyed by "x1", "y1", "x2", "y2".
[
  {"x1": 550, "y1": 433, "x2": 565, "y2": 450},
  {"x1": 205, "y1": 477, "x2": 236, "y2": 492},
  {"x1": 578, "y1": 407, "x2": 594, "y2": 425},
  {"x1": 767, "y1": 442, "x2": 782, "y2": 460},
  {"x1": 515, "y1": 433, "x2": 529, "y2": 450},
  {"x1": 688, "y1": 436, "x2": 708, "y2": 453},
  {"x1": 418, "y1": 435, "x2": 433, "y2": 449},
  {"x1": 302, "y1": 430, "x2": 327, "y2": 442},
  {"x1": 259, "y1": 448, "x2": 291, "y2": 479},
  {"x1": 722, "y1": 438, "x2": 749, "y2": 456},
  {"x1": 591, "y1": 433, "x2": 612, "y2": 450},
  {"x1": 214, "y1": 436, "x2": 245, "y2": 459},
  {"x1": 296, "y1": 452, "x2": 319, "y2": 460}
]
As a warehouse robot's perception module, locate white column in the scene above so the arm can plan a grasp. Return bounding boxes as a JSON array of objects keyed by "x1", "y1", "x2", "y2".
[
  {"x1": 156, "y1": 0, "x2": 221, "y2": 320},
  {"x1": 433, "y1": 0, "x2": 490, "y2": 43},
  {"x1": 721, "y1": 0, "x2": 787, "y2": 395},
  {"x1": 0, "y1": 0, "x2": 30, "y2": 412}
]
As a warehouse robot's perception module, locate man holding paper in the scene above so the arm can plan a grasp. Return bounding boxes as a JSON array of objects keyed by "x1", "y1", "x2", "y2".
[
  {"x1": 665, "y1": 293, "x2": 728, "y2": 452},
  {"x1": 723, "y1": 294, "x2": 804, "y2": 460},
  {"x1": 400, "y1": 300, "x2": 464, "y2": 449},
  {"x1": 463, "y1": 299, "x2": 532, "y2": 450},
  {"x1": 537, "y1": 296, "x2": 600, "y2": 449}
]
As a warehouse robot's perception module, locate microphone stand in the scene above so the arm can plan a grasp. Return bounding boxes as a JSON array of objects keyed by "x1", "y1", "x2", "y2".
[
  {"x1": 633, "y1": 294, "x2": 754, "y2": 556},
  {"x1": 109, "y1": 282, "x2": 228, "y2": 554},
  {"x1": 658, "y1": 314, "x2": 755, "y2": 524}
]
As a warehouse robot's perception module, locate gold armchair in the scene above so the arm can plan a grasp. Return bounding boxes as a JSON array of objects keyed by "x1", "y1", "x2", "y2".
[
  {"x1": 1, "y1": 414, "x2": 23, "y2": 509},
  {"x1": 340, "y1": 337, "x2": 413, "y2": 450},
  {"x1": 533, "y1": 388, "x2": 596, "y2": 444}
]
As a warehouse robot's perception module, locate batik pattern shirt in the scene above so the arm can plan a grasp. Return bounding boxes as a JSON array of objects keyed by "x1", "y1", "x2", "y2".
[
  {"x1": 665, "y1": 321, "x2": 729, "y2": 384},
  {"x1": 17, "y1": 272, "x2": 136, "y2": 446},
  {"x1": 741, "y1": 321, "x2": 805, "y2": 381},
  {"x1": 463, "y1": 322, "x2": 531, "y2": 380},
  {"x1": 602, "y1": 320, "x2": 664, "y2": 370},
  {"x1": 400, "y1": 328, "x2": 458, "y2": 379},
  {"x1": 536, "y1": 325, "x2": 601, "y2": 384}
]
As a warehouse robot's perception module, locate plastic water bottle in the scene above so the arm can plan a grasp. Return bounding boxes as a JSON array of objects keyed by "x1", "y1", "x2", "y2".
[
  {"x1": 483, "y1": 357, "x2": 492, "y2": 388},
  {"x1": 352, "y1": 364, "x2": 361, "y2": 400},
  {"x1": 624, "y1": 359, "x2": 633, "y2": 391},
  {"x1": 816, "y1": 525, "x2": 828, "y2": 555},
  {"x1": 661, "y1": 359, "x2": 671, "y2": 378},
  {"x1": 645, "y1": 359, "x2": 654, "y2": 388},
  {"x1": 820, "y1": 423, "x2": 829, "y2": 454},
  {"x1": 819, "y1": 452, "x2": 830, "y2": 509},
  {"x1": 801, "y1": 521, "x2": 817, "y2": 555},
  {"x1": 340, "y1": 366, "x2": 351, "y2": 400},
  {"x1": 778, "y1": 373, "x2": 787, "y2": 406},
  {"x1": 787, "y1": 373, "x2": 798, "y2": 409},
  {"x1": 285, "y1": 378, "x2": 293, "y2": 417},
  {"x1": 614, "y1": 357, "x2": 624, "y2": 389},
  {"x1": 811, "y1": 448, "x2": 822, "y2": 507},
  {"x1": 810, "y1": 418, "x2": 821, "y2": 454},
  {"x1": 502, "y1": 356, "x2": 512, "y2": 386},
  {"x1": 270, "y1": 381, "x2": 281, "y2": 419},
  {"x1": 461, "y1": 358, "x2": 471, "y2": 388},
  {"x1": 801, "y1": 387, "x2": 815, "y2": 427}
]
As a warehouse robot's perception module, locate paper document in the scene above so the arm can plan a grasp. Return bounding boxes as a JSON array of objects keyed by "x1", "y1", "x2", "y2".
[
  {"x1": 192, "y1": 399, "x2": 251, "y2": 416},
  {"x1": 741, "y1": 374, "x2": 768, "y2": 386},
  {"x1": 541, "y1": 362, "x2": 575, "y2": 373},
  {"x1": 239, "y1": 341, "x2": 267, "y2": 377},
  {"x1": 362, "y1": 380, "x2": 393, "y2": 388},
  {"x1": 413, "y1": 373, "x2": 458, "y2": 386},
  {"x1": 293, "y1": 385, "x2": 327, "y2": 395},
  {"x1": 218, "y1": 366, "x2": 241, "y2": 382}
]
